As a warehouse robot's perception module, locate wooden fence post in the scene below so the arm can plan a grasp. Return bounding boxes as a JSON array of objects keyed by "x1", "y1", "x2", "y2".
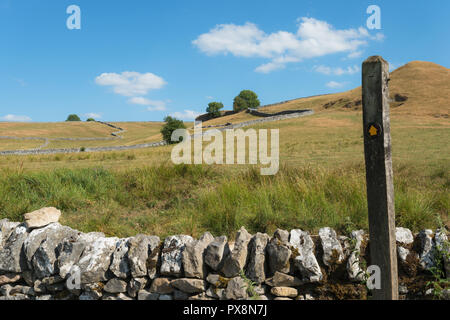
[{"x1": 362, "y1": 56, "x2": 398, "y2": 300}]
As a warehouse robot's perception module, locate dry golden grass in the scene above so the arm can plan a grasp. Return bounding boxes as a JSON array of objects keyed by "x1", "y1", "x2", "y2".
[{"x1": 202, "y1": 61, "x2": 450, "y2": 127}]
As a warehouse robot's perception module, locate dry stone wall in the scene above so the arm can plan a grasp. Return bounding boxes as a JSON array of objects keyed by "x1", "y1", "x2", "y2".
[{"x1": 0, "y1": 208, "x2": 448, "y2": 300}]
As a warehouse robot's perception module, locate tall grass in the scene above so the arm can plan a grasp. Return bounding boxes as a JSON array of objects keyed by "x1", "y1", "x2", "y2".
[{"x1": 0, "y1": 163, "x2": 447, "y2": 238}]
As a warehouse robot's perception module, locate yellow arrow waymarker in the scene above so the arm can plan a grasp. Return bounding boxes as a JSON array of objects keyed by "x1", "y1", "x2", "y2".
[{"x1": 369, "y1": 125, "x2": 378, "y2": 136}]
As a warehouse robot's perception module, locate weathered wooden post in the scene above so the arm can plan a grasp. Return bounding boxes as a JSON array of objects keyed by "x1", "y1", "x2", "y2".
[{"x1": 362, "y1": 56, "x2": 398, "y2": 300}]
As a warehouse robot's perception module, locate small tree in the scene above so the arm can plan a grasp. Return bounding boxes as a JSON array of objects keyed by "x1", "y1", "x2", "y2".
[
  {"x1": 206, "y1": 102, "x2": 224, "y2": 118},
  {"x1": 160, "y1": 116, "x2": 186, "y2": 144},
  {"x1": 233, "y1": 90, "x2": 260, "y2": 112},
  {"x1": 86, "y1": 118, "x2": 96, "y2": 122},
  {"x1": 66, "y1": 114, "x2": 81, "y2": 121}
]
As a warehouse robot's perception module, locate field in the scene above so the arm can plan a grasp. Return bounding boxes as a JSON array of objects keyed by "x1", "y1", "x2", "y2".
[{"x1": 0, "y1": 61, "x2": 448, "y2": 238}]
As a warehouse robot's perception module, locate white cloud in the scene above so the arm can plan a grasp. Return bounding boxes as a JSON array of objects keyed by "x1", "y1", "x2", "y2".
[
  {"x1": 347, "y1": 51, "x2": 363, "y2": 59},
  {"x1": 314, "y1": 65, "x2": 360, "y2": 76},
  {"x1": 170, "y1": 110, "x2": 202, "y2": 120},
  {"x1": 0, "y1": 114, "x2": 32, "y2": 122},
  {"x1": 84, "y1": 113, "x2": 102, "y2": 119},
  {"x1": 128, "y1": 97, "x2": 167, "y2": 111},
  {"x1": 326, "y1": 81, "x2": 348, "y2": 89},
  {"x1": 193, "y1": 17, "x2": 382, "y2": 73},
  {"x1": 95, "y1": 71, "x2": 166, "y2": 97}
]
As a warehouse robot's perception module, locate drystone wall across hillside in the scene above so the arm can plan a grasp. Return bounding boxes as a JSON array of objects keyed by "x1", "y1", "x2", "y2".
[{"x1": 0, "y1": 207, "x2": 448, "y2": 301}]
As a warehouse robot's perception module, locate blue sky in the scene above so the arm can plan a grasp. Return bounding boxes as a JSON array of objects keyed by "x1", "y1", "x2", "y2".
[{"x1": 1, "y1": 0, "x2": 449, "y2": 122}]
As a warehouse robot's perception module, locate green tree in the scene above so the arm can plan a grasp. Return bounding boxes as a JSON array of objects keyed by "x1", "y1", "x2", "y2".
[
  {"x1": 66, "y1": 114, "x2": 81, "y2": 121},
  {"x1": 86, "y1": 118, "x2": 96, "y2": 122},
  {"x1": 233, "y1": 90, "x2": 260, "y2": 112},
  {"x1": 206, "y1": 102, "x2": 224, "y2": 118},
  {"x1": 160, "y1": 116, "x2": 186, "y2": 144}
]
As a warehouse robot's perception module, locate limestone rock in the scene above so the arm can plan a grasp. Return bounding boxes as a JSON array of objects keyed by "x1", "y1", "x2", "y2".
[
  {"x1": 266, "y1": 237, "x2": 291, "y2": 275},
  {"x1": 225, "y1": 276, "x2": 248, "y2": 300},
  {"x1": 24, "y1": 223, "x2": 79, "y2": 279},
  {"x1": 160, "y1": 235, "x2": 193, "y2": 277},
  {"x1": 418, "y1": 230, "x2": 435, "y2": 270},
  {"x1": 435, "y1": 229, "x2": 449, "y2": 279},
  {"x1": 265, "y1": 271, "x2": 302, "y2": 287},
  {"x1": 171, "y1": 278, "x2": 207, "y2": 294},
  {"x1": 319, "y1": 227, "x2": 344, "y2": 267},
  {"x1": 206, "y1": 274, "x2": 230, "y2": 288},
  {"x1": 104, "y1": 278, "x2": 127, "y2": 293},
  {"x1": 149, "y1": 277, "x2": 173, "y2": 294},
  {"x1": 205, "y1": 286, "x2": 225, "y2": 299},
  {"x1": 24, "y1": 207, "x2": 61, "y2": 229},
  {"x1": 127, "y1": 277, "x2": 148, "y2": 298},
  {"x1": 57, "y1": 232, "x2": 104, "y2": 279},
  {"x1": 396, "y1": 227, "x2": 414, "y2": 245},
  {"x1": 75, "y1": 236, "x2": 119, "y2": 283},
  {"x1": 138, "y1": 289, "x2": 159, "y2": 300},
  {"x1": 158, "y1": 294, "x2": 173, "y2": 300},
  {"x1": 273, "y1": 229, "x2": 289, "y2": 243},
  {"x1": 182, "y1": 232, "x2": 214, "y2": 279},
  {"x1": 204, "y1": 236, "x2": 230, "y2": 271},
  {"x1": 110, "y1": 238, "x2": 131, "y2": 279},
  {"x1": 0, "y1": 224, "x2": 29, "y2": 273},
  {"x1": 246, "y1": 233, "x2": 269, "y2": 284},
  {"x1": 173, "y1": 289, "x2": 190, "y2": 300},
  {"x1": 0, "y1": 219, "x2": 20, "y2": 249},
  {"x1": 271, "y1": 286, "x2": 298, "y2": 298},
  {"x1": 222, "y1": 227, "x2": 252, "y2": 277},
  {"x1": 290, "y1": 229, "x2": 322, "y2": 283},
  {"x1": 397, "y1": 246, "x2": 410, "y2": 263},
  {"x1": 103, "y1": 293, "x2": 133, "y2": 300},
  {"x1": 0, "y1": 273, "x2": 21, "y2": 286},
  {"x1": 128, "y1": 234, "x2": 161, "y2": 279},
  {"x1": 347, "y1": 230, "x2": 365, "y2": 282},
  {"x1": 79, "y1": 282, "x2": 104, "y2": 300}
]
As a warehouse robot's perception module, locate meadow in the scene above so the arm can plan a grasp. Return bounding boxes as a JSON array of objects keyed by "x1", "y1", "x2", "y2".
[{"x1": 0, "y1": 110, "x2": 448, "y2": 239}]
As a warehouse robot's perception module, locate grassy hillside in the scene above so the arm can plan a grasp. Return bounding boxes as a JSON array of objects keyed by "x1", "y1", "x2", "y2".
[{"x1": 202, "y1": 61, "x2": 450, "y2": 127}]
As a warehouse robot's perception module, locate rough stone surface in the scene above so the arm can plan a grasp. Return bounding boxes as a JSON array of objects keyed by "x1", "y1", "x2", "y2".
[
  {"x1": 204, "y1": 236, "x2": 230, "y2": 271},
  {"x1": 290, "y1": 229, "x2": 322, "y2": 283},
  {"x1": 138, "y1": 289, "x2": 159, "y2": 300},
  {"x1": 128, "y1": 234, "x2": 161, "y2": 279},
  {"x1": 271, "y1": 286, "x2": 298, "y2": 298},
  {"x1": 110, "y1": 238, "x2": 131, "y2": 279},
  {"x1": 75, "y1": 236, "x2": 119, "y2": 283},
  {"x1": 319, "y1": 227, "x2": 344, "y2": 267},
  {"x1": 246, "y1": 233, "x2": 270, "y2": 284},
  {"x1": 24, "y1": 223, "x2": 79, "y2": 279},
  {"x1": 171, "y1": 278, "x2": 207, "y2": 294},
  {"x1": 396, "y1": 227, "x2": 414, "y2": 245},
  {"x1": 104, "y1": 278, "x2": 128, "y2": 293},
  {"x1": 127, "y1": 277, "x2": 148, "y2": 298},
  {"x1": 222, "y1": 227, "x2": 252, "y2": 277},
  {"x1": 266, "y1": 237, "x2": 291, "y2": 275},
  {"x1": 0, "y1": 224, "x2": 29, "y2": 273},
  {"x1": 273, "y1": 229, "x2": 289, "y2": 243},
  {"x1": 347, "y1": 230, "x2": 365, "y2": 282},
  {"x1": 418, "y1": 230, "x2": 435, "y2": 270},
  {"x1": 0, "y1": 273, "x2": 21, "y2": 286},
  {"x1": 159, "y1": 294, "x2": 173, "y2": 300},
  {"x1": 160, "y1": 235, "x2": 193, "y2": 277},
  {"x1": 435, "y1": 229, "x2": 449, "y2": 279},
  {"x1": 149, "y1": 277, "x2": 173, "y2": 294},
  {"x1": 24, "y1": 207, "x2": 61, "y2": 229},
  {"x1": 225, "y1": 277, "x2": 248, "y2": 300},
  {"x1": 265, "y1": 272, "x2": 302, "y2": 287},
  {"x1": 182, "y1": 232, "x2": 214, "y2": 279},
  {"x1": 57, "y1": 232, "x2": 104, "y2": 279}
]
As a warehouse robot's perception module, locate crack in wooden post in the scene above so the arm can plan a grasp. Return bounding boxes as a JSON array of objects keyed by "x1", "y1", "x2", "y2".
[{"x1": 362, "y1": 55, "x2": 399, "y2": 300}]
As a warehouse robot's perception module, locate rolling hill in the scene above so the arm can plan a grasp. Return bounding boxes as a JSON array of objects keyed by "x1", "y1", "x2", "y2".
[{"x1": 202, "y1": 61, "x2": 450, "y2": 127}]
